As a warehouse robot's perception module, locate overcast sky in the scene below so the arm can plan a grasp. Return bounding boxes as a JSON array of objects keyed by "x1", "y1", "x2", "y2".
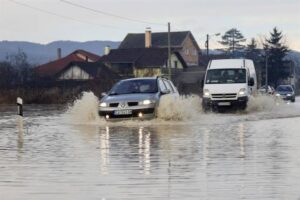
[{"x1": 1, "y1": 0, "x2": 299, "y2": 51}]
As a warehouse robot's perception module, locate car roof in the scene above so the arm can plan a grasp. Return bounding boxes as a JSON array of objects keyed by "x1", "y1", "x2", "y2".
[
  {"x1": 120, "y1": 76, "x2": 170, "y2": 82},
  {"x1": 277, "y1": 85, "x2": 293, "y2": 87}
]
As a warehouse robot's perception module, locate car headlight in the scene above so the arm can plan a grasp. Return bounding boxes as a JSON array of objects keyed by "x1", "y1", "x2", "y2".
[
  {"x1": 238, "y1": 88, "x2": 246, "y2": 96},
  {"x1": 100, "y1": 102, "x2": 108, "y2": 107},
  {"x1": 287, "y1": 94, "x2": 292, "y2": 96},
  {"x1": 141, "y1": 99, "x2": 154, "y2": 105},
  {"x1": 275, "y1": 93, "x2": 280, "y2": 97},
  {"x1": 203, "y1": 89, "x2": 210, "y2": 97}
]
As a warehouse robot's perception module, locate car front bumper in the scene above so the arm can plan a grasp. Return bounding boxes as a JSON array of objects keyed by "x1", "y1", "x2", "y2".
[
  {"x1": 276, "y1": 95, "x2": 295, "y2": 101},
  {"x1": 99, "y1": 105, "x2": 156, "y2": 120}
]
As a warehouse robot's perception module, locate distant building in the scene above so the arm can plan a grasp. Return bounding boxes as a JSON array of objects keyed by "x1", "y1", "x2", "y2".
[
  {"x1": 57, "y1": 61, "x2": 120, "y2": 81},
  {"x1": 35, "y1": 49, "x2": 101, "y2": 79},
  {"x1": 119, "y1": 29, "x2": 201, "y2": 66},
  {"x1": 100, "y1": 47, "x2": 187, "y2": 78}
]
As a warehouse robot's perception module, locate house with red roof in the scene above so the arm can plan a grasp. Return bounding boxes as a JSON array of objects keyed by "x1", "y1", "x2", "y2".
[{"x1": 35, "y1": 49, "x2": 102, "y2": 79}]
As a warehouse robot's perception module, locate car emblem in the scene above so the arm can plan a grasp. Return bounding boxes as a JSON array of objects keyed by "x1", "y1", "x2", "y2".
[{"x1": 119, "y1": 102, "x2": 126, "y2": 108}]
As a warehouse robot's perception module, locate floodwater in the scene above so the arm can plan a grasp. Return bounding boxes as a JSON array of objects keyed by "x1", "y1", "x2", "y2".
[{"x1": 1, "y1": 93, "x2": 300, "y2": 200}]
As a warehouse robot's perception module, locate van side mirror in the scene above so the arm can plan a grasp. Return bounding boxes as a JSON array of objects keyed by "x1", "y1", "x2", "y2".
[
  {"x1": 161, "y1": 89, "x2": 170, "y2": 95},
  {"x1": 101, "y1": 92, "x2": 107, "y2": 97},
  {"x1": 248, "y1": 78, "x2": 254, "y2": 86},
  {"x1": 201, "y1": 79, "x2": 204, "y2": 88}
]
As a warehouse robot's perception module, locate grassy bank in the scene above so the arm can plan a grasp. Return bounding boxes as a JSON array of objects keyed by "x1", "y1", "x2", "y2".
[{"x1": 0, "y1": 79, "x2": 117, "y2": 104}]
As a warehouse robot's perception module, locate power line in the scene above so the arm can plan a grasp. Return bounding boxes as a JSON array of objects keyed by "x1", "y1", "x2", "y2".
[
  {"x1": 60, "y1": 0, "x2": 166, "y2": 27},
  {"x1": 8, "y1": 0, "x2": 133, "y2": 31}
]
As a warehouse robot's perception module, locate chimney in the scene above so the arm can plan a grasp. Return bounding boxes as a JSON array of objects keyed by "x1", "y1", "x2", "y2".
[
  {"x1": 145, "y1": 27, "x2": 152, "y2": 48},
  {"x1": 104, "y1": 45, "x2": 111, "y2": 55},
  {"x1": 57, "y1": 48, "x2": 62, "y2": 59}
]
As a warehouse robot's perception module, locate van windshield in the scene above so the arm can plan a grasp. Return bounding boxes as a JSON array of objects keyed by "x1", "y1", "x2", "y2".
[{"x1": 205, "y1": 69, "x2": 246, "y2": 84}]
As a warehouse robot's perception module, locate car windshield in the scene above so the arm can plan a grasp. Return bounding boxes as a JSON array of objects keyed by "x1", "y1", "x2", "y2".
[
  {"x1": 109, "y1": 79, "x2": 158, "y2": 95},
  {"x1": 277, "y1": 85, "x2": 293, "y2": 92},
  {"x1": 205, "y1": 68, "x2": 246, "y2": 84}
]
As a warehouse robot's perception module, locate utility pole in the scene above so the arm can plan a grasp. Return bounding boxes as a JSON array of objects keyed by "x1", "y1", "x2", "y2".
[
  {"x1": 294, "y1": 62, "x2": 296, "y2": 90},
  {"x1": 205, "y1": 34, "x2": 209, "y2": 56},
  {"x1": 265, "y1": 53, "x2": 268, "y2": 92},
  {"x1": 205, "y1": 33, "x2": 220, "y2": 57},
  {"x1": 167, "y1": 22, "x2": 171, "y2": 80},
  {"x1": 232, "y1": 30, "x2": 235, "y2": 57}
]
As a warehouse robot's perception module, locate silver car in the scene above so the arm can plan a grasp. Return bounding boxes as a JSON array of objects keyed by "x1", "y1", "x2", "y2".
[{"x1": 99, "y1": 77, "x2": 179, "y2": 120}]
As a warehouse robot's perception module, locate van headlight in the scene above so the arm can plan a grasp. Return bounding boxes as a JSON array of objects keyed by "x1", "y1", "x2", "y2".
[
  {"x1": 238, "y1": 88, "x2": 246, "y2": 96},
  {"x1": 100, "y1": 102, "x2": 108, "y2": 107},
  {"x1": 203, "y1": 89, "x2": 210, "y2": 98}
]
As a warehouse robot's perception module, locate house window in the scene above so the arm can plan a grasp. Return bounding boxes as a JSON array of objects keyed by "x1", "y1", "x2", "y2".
[
  {"x1": 185, "y1": 48, "x2": 189, "y2": 55},
  {"x1": 174, "y1": 61, "x2": 178, "y2": 69},
  {"x1": 193, "y1": 49, "x2": 197, "y2": 56}
]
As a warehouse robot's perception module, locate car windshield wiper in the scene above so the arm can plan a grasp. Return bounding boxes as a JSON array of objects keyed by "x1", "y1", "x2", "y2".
[{"x1": 109, "y1": 92, "x2": 119, "y2": 96}]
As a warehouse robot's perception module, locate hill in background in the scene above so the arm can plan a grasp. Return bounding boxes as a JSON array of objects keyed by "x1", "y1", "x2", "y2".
[
  {"x1": 0, "y1": 40, "x2": 120, "y2": 65},
  {"x1": 0, "y1": 40, "x2": 299, "y2": 67}
]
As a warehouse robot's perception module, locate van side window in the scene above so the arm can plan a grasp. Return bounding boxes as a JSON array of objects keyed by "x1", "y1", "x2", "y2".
[{"x1": 158, "y1": 79, "x2": 167, "y2": 91}]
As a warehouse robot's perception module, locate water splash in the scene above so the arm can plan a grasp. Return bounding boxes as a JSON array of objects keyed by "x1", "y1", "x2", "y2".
[
  {"x1": 157, "y1": 95, "x2": 202, "y2": 120},
  {"x1": 65, "y1": 91, "x2": 295, "y2": 126},
  {"x1": 246, "y1": 94, "x2": 280, "y2": 112},
  {"x1": 67, "y1": 91, "x2": 101, "y2": 123}
]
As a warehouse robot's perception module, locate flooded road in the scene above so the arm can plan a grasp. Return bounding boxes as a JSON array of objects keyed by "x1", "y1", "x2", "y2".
[{"x1": 1, "y1": 95, "x2": 300, "y2": 199}]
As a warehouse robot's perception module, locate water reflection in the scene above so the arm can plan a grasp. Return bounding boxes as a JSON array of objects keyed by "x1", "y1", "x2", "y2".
[
  {"x1": 238, "y1": 123, "x2": 245, "y2": 159},
  {"x1": 99, "y1": 126, "x2": 110, "y2": 175},
  {"x1": 138, "y1": 127, "x2": 151, "y2": 175},
  {"x1": 17, "y1": 116, "x2": 24, "y2": 151}
]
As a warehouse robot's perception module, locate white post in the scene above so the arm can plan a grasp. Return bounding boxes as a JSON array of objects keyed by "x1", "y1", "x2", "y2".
[{"x1": 17, "y1": 97, "x2": 23, "y2": 116}]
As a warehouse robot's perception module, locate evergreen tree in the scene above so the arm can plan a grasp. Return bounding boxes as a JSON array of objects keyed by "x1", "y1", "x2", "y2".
[
  {"x1": 219, "y1": 28, "x2": 246, "y2": 56},
  {"x1": 245, "y1": 38, "x2": 262, "y2": 60},
  {"x1": 264, "y1": 27, "x2": 289, "y2": 86}
]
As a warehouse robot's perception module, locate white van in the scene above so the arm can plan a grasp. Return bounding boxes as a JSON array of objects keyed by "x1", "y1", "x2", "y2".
[{"x1": 202, "y1": 59, "x2": 257, "y2": 111}]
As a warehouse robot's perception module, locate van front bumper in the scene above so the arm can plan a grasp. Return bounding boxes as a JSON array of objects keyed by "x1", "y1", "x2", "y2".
[{"x1": 202, "y1": 96, "x2": 248, "y2": 108}]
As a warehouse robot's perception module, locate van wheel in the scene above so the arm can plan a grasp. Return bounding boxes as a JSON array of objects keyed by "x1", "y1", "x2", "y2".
[
  {"x1": 202, "y1": 103, "x2": 210, "y2": 113},
  {"x1": 239, "y1": 103, "x2": 247, "y2": 110}
]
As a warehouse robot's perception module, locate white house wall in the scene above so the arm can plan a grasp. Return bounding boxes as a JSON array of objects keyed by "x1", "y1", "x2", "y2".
[
  {"x1": 170, "y1": 54, "x2": 184, "y2": 69},
  {"x1": 59, "y1": 65, "x2": 91, "y2": 80}
]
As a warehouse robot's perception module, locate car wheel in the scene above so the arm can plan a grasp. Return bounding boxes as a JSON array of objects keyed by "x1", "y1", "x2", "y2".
[{"x1": 291, "y1": 98, "x2": 295, "y2": 103}]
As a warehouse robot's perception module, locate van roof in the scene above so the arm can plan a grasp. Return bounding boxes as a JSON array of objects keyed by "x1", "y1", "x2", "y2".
[{"x1": 208, "y1": 59, "x2": 252, "y2": 69}]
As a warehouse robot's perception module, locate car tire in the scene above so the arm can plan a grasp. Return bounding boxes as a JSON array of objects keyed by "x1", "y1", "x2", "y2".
[{"x1": 291, "y1": 98, "x2": 295, "y2": 103}]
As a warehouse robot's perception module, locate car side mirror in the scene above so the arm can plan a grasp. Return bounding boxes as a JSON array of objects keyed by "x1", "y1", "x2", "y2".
[
  {"x1": 101, "y1": 92, "x2": 107, "y2": 97},
  {"x1": 161, "y1": 89, "x2": 171, "y2": 95},
  {"x1": 248, "y1": 78, "x2": 254, "y2": 86}
]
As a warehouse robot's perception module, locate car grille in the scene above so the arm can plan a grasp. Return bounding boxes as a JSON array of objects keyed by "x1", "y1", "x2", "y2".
[
  {"x1": 128, "y1": 102, "x2": 139, "y2": 106},
  {"x1": 211, "y1": 93, "x2": 237, "y2": 99},
  {"x1": 109, "y1": 103, "x2": 119, "y2": 107}
]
